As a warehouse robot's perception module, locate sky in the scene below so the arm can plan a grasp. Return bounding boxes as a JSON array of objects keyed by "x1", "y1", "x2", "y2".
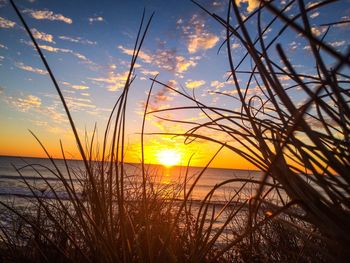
[{"x1": 0, "y1": 0, "x2": 349, "y2": 169}]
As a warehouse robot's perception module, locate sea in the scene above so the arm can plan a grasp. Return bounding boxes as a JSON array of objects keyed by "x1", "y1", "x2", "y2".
[
  {"x1": 0, "y1": 155, "x2": 287, "y2": 243},
  {"x1": 0, "y1": 155, "x2": 266, "y2": 204}
]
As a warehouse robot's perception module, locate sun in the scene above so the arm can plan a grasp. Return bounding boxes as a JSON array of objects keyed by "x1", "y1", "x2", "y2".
[{"x1": 156, "y1": 149, "x2": 181, "y2": 167}]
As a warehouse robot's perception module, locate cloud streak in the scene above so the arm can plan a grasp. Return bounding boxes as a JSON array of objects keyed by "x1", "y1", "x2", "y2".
[
  {"x1": 25, "y1": 9, "x2": 73, "y2": 24},
  {"x1": 5, "y1": 94, "x2": 41, "y2": 112},
  {"x1": 89, "y1": 71, "x2": 129, "y2": 91},
  {"x1": 61, "y1": 81, "x2": 89, "y2": 90},
  {"x1": 236, "y1": 0, "x2": 259, "y2": 13},
  {"x1": 185, "y1": 79, "x2": 206, "y2": 89},
  {"x1": 88, "y1": 16, "x2": 104, "y2": 23},
  {"x1": 118, "y1": 45, "x2": 197, "y2": 74},
  {"x1": 31, "y1": 28, "x2": 55, "y2": 43},
  {"x1": 37, "y1": 44, "x2": 94, "y2": 64},
  {"x1": 179, "y1": 14, "x2": 219, "y2": 54},
  {"x1": 0, "y1": 17, "x2": 16, "y2": 28},
  {"x1": 59, "y1": 35, "x2": 96, "y2": 45},
  {"x1": 15, "y1": 62, "x2": 48, "y2": 75}
]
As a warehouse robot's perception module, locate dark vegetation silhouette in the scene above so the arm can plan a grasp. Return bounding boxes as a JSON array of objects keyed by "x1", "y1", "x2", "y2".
[{"x1": 0, "y1": 0, "x2": 349, "y2": 262}]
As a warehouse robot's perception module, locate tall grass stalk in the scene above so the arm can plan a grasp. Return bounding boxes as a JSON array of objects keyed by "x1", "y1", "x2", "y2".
[
  {"x1": 1, "y1": 0, "x2": 349, "y2": 262},
  {"x1": 149, "y1": 0, "x2": 350, "y2": 261}
]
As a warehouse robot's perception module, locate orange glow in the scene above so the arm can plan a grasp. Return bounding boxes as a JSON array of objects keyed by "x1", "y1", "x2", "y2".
[{"x1": 156, "y1": 149, "x2": 181, "y2": 167}]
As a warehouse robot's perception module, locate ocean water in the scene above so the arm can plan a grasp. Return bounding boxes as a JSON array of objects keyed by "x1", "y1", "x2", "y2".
[
  {"x1": 0, "y1": 156, "x2": 287, "y2": 243},
  {"x1": 0, "y1": 155, "x2": 265, "y2": 202}
]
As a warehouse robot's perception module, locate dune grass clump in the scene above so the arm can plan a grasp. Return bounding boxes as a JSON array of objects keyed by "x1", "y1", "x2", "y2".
[
  {"x1": 0, "y1": 0, "x2": 349, "y2": 262},
  {"x1": 150, "y1": 0, "x2": 350, "y2": 261},
  {"x1": 1, "y1": 1, "x2": 239, "y2": 262}
]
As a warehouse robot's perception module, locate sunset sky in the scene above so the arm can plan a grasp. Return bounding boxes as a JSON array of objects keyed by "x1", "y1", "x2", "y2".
[{"x1": 0, "y1": 0, "x2": 349, "y2": 169}]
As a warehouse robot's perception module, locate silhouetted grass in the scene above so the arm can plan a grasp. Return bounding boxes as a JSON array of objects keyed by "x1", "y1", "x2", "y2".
[
  {"x1": 149, "y1": 0, "x2": 350, "y2": 262},
  {"x1": 1, "y1": 0, "x2": 349, "y2": 262}
]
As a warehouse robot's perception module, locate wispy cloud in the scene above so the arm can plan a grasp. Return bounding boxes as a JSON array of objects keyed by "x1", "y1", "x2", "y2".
[
  {"x1": 153, "y1": 88, "x2": 173, "y2": 104},
  {"x1": 311, "y1": 26, "x2": 327, "y2": 37},
  {"x1": 65, "y1": 96, "x2": 96, "y2": 110},
  {"x1": 25, "y1": 9, "x2": 73, "y2": 24},
  {"x1": 118, "y1": 45, "x2": 197, "y2": 74},
  {"x1": 59, "y1": 35, "x2": 96, "y2": 45},
  {"x1": 306, "y1": 1, "x2": 322, "y2": 9},
  {"x1": 88, "y1": 16, "x2": 104, "y2": 23},
  {"x1": 236, "y1": 0, "x2": 259, "y2": 13},
  {"x1": 31, "y1": 28, "x2": 55, "y2": 43},
  {"x1": 310, "y1": 12, "x2": 319, "y2": 19},
  {"x1": 71, "y1": 85, "x2": 89, "y2": 90},
  {"x1": 141, "y1": 69, "x2": 159, "y2": 76},
  {"x1": 2, "y1": 92, "x2": 69, "y2": 125},
  {"x1": 118, "y1": 45, "x2": 152, "y2": 63},
  {"x1": 210, "y1": 80, "x2": 225, "y2": 89},
  {"x1": 188, "y1": 33, "x2": 219, "y2": 54},
  {"x1": 232, "y1": 43, "x2": 241, "y2": 49},
  {"x1": 329, "y1": 40, "x2": 345, "y2": 47},
  {"x1": 15, "y1": 62, "x2": 48, "y2": 75},
  {"x1": 5, "y1": 94, "x2": 41, "y2": 112},
  {"x1": 185, "y1": 79, "x2": 206, "y2": 89},
  {"x1": 36, "y1": 44, "x2": 94, "y2": 64},
  {"x1": 0, "y1": 43, "x2": 8, "y2": 49},
  {"x1": 175, "y1": 56, "x2": 197, "y2": 73},
  {"x1": 61, "y1": 81, "x2": 89, "y2": 90},
  {"x1": 89, "y1": 70, "x2": 129, "y2": 91},
  {"x1": 0, "y1": 17, "x2": 16, "y2": 28},
  {"x1": 181, "y1": 14, "x2": 219, "y2": 54}
]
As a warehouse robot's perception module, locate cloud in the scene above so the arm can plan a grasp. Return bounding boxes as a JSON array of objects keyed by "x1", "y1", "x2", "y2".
[
  {"x1": 5, "y1": 94, "x2": 41, "y2": 112},
  {"x1": 59, "y1": 35, "x2": 96, "y2": 45},
  {"x1": 118, "y1": 45, "x2": 153, "y2": 63},
  {"x1": 3, "y1": 92, "x2": 70, "y2": 124},
  {"x1": 311, "y1": 26, "x2": 326, "y2": 37},
  {"x1": 185, "y1": 79, "x2": 206, "y2": 89},
  {"x1": 141, "y1": 69, "x2": 159, "y2": 76},
  {"x1": 88, "y1": 16, "x2": 104, "y2": 23},
  {"x1": 213, "y1": 1, "x2": 222, "y2": 6},
  {"x1": 146, "y1": 80, "x2": 178, "y2": 114},
  {"x1": 289, "y1": 41, "x2": 299, "y2": 51},
  {"x1": 0, "y1": 17, "x2": 16, "y2": 28},
  {"x1": 25, "y1": 9, "x2": 72, "y2": 24},
  {"x1": 175, "y1": 56, "x2": 196, "y2": 73},
  {"x1": 31, "y1": 28, "x2": 54, "y2": 43},
  {"x1": 89, "y1": 71, "x2": 129, "y2": 91},
  {"x1": 38, "y1": 44, "x2": 94, "y2": 64},
  {"x1": 118, "y1": 45, "x2": 197, "y2": 74},
  {"x1": 0, "y1": 43, "x2": 8, "y2": 49},
  {"x1": 181, "y1": 14, "x2": 219, "y2": 54},
  {"x1": 232, "y1": 43, "x2": 241, "y2": 49},
  {"x1": 188, "y1": 33, "x2": 219, "y2": 54},
  {"x1": 303, "y1": 45, "x2": 311, "y2": 51},
  {"x1": 306, "y1": 1, "x2": 322, "y2": 9},
  {"x1": 235, "y1": 0, "x2": 259, "y2": 12},
  {"x1": 71, "y1": 85, "x2": 89, "y2": 90},
  {"x1": 310, "y1": 12, "x2": 319, "y2": 19},
  {"x1": 153, "y1": 87, "x2": 173, "y2": 104},
  {"x1": 61, "y1": 81, "x2": 89, "y2": 90},
  {"x1": 64, "y1": 96, "x2": 96, "y2": 110},
  {"x1": 329, "y1": 40, "x2": 345, "y2": 47},
  {"x1": 15, "y1": 62, "x2": 48, "y2": 75},
  {"x1": 37, "y1": 44, "x2": 65, "y2": 53},
  {"x1": 210, "y1": 80, "x2": 225, "y2": 89}
]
